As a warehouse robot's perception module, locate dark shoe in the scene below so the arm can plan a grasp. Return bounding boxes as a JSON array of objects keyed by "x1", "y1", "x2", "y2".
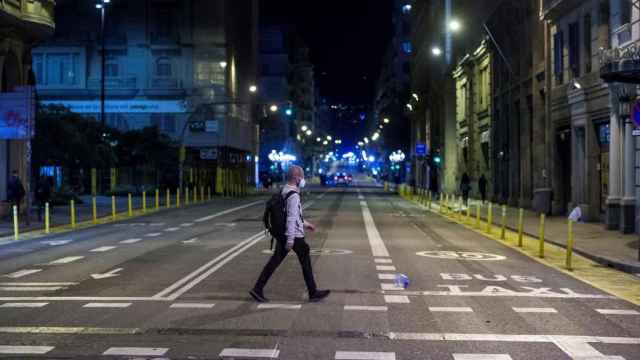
[
  {"x1": 249, "y1": 289, "x2": 269, "y2": 303},
  {"x1": 309, "y1": 289, "x2": 330, "y2": 302}
]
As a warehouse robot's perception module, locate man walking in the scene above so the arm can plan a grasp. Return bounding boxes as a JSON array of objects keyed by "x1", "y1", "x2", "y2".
[
  {"x1": 478, "y1": 174, "x2": 488, "y2": 204},
  {"x1": 7, "y1": 170, "x2": 25, "y2": 221},
  {"x1": 250, "y1": 165, "x2": 330, "y2": 303}
]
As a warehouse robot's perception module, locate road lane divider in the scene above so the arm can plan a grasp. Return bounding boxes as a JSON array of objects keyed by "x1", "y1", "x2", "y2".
[{"x1": 194, "y1": 200, "x2": 263, "y2": 223}]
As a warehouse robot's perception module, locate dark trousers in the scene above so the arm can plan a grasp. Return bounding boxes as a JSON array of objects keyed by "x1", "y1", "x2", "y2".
[{"x1": 254, "y1": 237, "x2": 317, "y2": 295}]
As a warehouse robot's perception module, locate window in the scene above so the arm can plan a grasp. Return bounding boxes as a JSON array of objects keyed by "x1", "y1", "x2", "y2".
[
  {"x1": 553, "y1": 31, "x2": 564, "y2": 84},
  {"x1": 584, "y1": 14, "x2": 592, "y2": 73},
  {"x1": 568, "y1": 22, "x2": 580, "y2": 78},
  {"x1": 105, "y1": 56, "x2": 119, "y2": 78},
  {"x1": 152, "y1": 114, "x2": 176, "y2": 133},
  {"x1": 479, "y1": 66, "x2": 489, "y2": 109},
  {"x1": 156, "y1": 57, "x2": 172, "y2": 77},
  {"x1": 33, "y1": 53, "x2": 80, "y2": 87},
  {"x1": 402, "y1": 41, "x2": 412, "y2": 54}
]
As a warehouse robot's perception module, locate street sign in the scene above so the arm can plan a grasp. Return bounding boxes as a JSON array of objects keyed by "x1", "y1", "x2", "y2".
[
  {"x1": 205, "y1": 120, "x2": 218, "y2": 132},
  {"x1": 416, "y1": 143, "x2": 427, "y2": 156}
]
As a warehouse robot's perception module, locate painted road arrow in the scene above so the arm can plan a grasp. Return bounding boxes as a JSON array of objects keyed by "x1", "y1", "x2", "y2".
[{"x1": 91, "y1": 268, "x2": 123, "y2": 280}]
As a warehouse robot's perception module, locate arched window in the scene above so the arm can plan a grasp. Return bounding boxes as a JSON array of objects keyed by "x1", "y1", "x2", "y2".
[{"x1": 156, "y1": 57, "x2": 172, "y2": 77}]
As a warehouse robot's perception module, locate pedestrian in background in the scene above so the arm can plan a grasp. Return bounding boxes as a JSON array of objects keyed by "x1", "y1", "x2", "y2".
[
  {"x1": 35, "y1": 176, "x2": 52, "y2": 221},
  {"x1": 479, "y1": 174, "x2": 488, "y2": 204},
  {"x1": 251, "y1": 165, "x2": 330, "y2": 303},
  {"x1": 7, "y1": 170, "x2": 25, "y2": 221},
  {"x1": 460, "y1": 173, "x2": 471, "y2": 206}
]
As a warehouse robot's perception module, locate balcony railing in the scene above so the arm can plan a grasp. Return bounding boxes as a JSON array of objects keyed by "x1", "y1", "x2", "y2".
[{"x1": 0, "y1": 0, "x2": 55, "y2": 37}]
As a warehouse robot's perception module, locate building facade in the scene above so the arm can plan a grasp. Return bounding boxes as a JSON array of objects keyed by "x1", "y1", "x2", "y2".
[
  {"x1": 0, "y1": 0, "x2": 55, "y2": 203},
  {"x1": 34, "y1": 0, "x2": 258, "y2": 189}
]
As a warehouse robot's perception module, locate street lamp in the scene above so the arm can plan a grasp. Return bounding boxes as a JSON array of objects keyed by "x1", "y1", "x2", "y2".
[
  {"x1": 448, "y1": 19, "x2": 461, "y2": 32},
  {"x1": 96, "y1": 0, "x2": 110, "y2": 127},
  {"x1": 249, "y1": 85, "x2": 258, "y2": 93},
  {"x1": 269, "y1": 104, "x2": 279, "y2": 113},
  {"x1": 326, "y1": 135, "x2": 332, "y2": 141},
  {"x1": 219, "y1": 61, "x2": 228, "y2": 69},
  {"x1": 301, "y1": 125, "x2": 308, "y2": 132},
  {"x1": 431, "y1": 46, "x2": 442, "y2": 57},
  {"x1": 305, "y1": 129, "x2": 313, "y2": 136},
  {"x1": 316, "y1": 137, "x2": 322, "y2": 142},
  {"x1": 383, "y1": 117, "x2": 390, "y2": 124}
]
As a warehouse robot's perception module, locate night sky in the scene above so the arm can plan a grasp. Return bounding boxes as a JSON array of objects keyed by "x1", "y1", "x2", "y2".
[{"x1": 261, "y1": 1, "x2": 394, "y2": 105}]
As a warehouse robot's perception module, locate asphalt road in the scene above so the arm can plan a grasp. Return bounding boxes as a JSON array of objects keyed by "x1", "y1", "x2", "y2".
[{"x1": 0, "y1": 184, "x2": 638, "y2": 359}]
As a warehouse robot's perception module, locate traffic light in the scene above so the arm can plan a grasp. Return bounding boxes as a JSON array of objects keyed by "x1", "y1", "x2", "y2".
[{"x1": 285, "y1": 108, "x2": 293, "y2": 117}]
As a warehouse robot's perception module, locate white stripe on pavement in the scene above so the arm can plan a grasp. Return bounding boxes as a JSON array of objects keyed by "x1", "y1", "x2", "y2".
[
  {"x1": 164, "y1": 227, "x2": 180, "y2": 232},
  {"x1": 429, "y1": 307, "x2": 474, "y2": 313},
  {"x1": 335, "y1": 351, "x2": 396, "y2": 360},
  {"x1": 360, "y1": 201, "x2": 390, "y2": 258},
  {"x1": 170, "y1": 303, "x2": 215, "y2": 309},
  {"x1": 219, "y1": 348, "x2": 279, "y2": 358},
  {"x1": 181, "y1": 223, "x2": 194, "y2": 227},
  {"x1": 376, "y1": 265, "x2": 396, "y2": 271},
  {"x1": 145, "y1": 233, "x2": 162, "y2": 237},
  {"x1": 0, "y1": 287, "x2": 63, "y2": 292},
  {"x1": 0, "y1": 346, "x2": 54, "y2": 354},
  {"x1": 374, "y1": 258, "x2": 393, "y2": 264},
  {"x1": 194, "y1": 201, "x2": 263, "y2": 223},
  {"x1": 103, "y1": 347, "x2": 168, "y2": 356},
  {"x1": 0, "y1": 303, "x2": 48, "y2": 308},
  {"x1": 0, "y1": 282, "x2": 76, "y2": 286},
  {"x1": 47, "y1": 256, "x2": 84, "y2": 265},
  {"x1": 453, "y1": 355, "x2": 512, "y2": 360},
  {"x1": 257, "y1": 303, "x2": 302, "y2": 310},
  {"x1": 344, "y1": 305, "x2": 388, "y2": 312},
  {"x1": 0, "y1": 327, "x2": 140, "y2": 335},
  {"x1": 384, "y1": 295, "x2": 410, "y2": 303},
  {"x1": 3, "y1": 269, "x2": 42, "y2": 278},
  {"x1": 119, "y1": 238, "x2": 142, "y2": 244},
  {"x1": 83, "y1": 303, "x2": 131, "y2": 308},
  {"x1": 596, "y1": 309, "x2": 640, "y2": 315},
  {"x1": 377, "y1": 274, "x2": 396, "y2": 280},
  {"x1": 90, "y1": 246, "x2": 116, "y2": 252},
  {"x1": 513, "y1": 307, "x2": 558, "y2": 313},
  {"x1": 380, "y1": 283, "x2": 404, "y2": 291}
]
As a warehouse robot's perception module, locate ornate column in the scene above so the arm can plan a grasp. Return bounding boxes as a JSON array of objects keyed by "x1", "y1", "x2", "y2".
[
  {"x1": 621, "y1": 118, "x2": 635, "y2": 233},
  {"x1": 606, "y1": 90, "x2": 622, "y2": 229}
]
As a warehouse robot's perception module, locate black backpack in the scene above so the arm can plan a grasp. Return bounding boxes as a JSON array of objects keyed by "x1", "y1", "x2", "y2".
[{"x1": 263, "y1": 190, "x2": 298, "y2": 248}]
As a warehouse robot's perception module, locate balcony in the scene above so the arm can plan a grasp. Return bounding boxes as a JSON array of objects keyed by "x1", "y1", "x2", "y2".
[
  {"x1": 0, "y1": 0, "x2": 55, "y2": 39},
  {"x1": 540, "y1": 0, "x2": 583, "y2": 20}
]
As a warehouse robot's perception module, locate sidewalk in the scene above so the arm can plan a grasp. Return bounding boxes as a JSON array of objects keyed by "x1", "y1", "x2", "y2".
[{"x1": 426, "y1": 194, "x2": 640, "y2": 275}]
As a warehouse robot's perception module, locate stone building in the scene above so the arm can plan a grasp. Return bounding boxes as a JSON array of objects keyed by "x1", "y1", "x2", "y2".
[{"x1": 0, "y1": 0, "x2": 55, "y2": 202}]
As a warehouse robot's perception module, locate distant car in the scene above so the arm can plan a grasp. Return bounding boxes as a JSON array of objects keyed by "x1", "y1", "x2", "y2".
[{"x1": 333, "y1": 172, "x2": 352, "y2": 186}]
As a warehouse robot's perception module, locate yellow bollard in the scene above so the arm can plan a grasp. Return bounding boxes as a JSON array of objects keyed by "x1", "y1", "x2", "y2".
[
  {"x1": 177, "y1": 188, "x2": 181, "y2": 208},
  {"x1": 185, "y1": 188, "x2": 190, "y2": 205},
  {"x1": 427, "y1": 192, "x2": 432, "y2": 210},
  {"x1": 92, "y1": 197, "x2": 97, "y2": 224},
  {"x1": 439, "y1": 193, "x2": 444, "y2": 214},
  {"x1": 142, "y1": 191, "x2": 147, "y2": 213},
  {"x1": 70, "y1": 200, "x2": 76, "y2": 228},
  {"x1": 500, "y1": 205, "x2": 507, "y2": 240},
  {"x1": 112, "y1": 196, "x2": 117, "y2": 220},
  {"x1": 201, "y1": 186, "x2": 205, "y2": 202},
  {"x1": 207, "y1": 186, "x2": 212, "y2": 201},
  {"x1": 466, "y1": 200, "x2": 471, "y2": 221},
  {"x1": 476, "y1": 203, "x2": 481, "y2": 228},
  {"x1": 517, "y1": 208, "x2": 524, "y2": 247},
  {"x1": 12, "y1": 205, "x2": 18, "y2": 240},
  {"x1": 459, "y1": 196, "x2": 464, "y2": 220},
  {"x1": 45, "y1": 202, "x2": 50, "y2": 234},
  {"x1": 486, "y1": 203, "x2": 493, "y2": 234},
  {"x1": 538, "y1": 213, "x2": 546, "y2": 258},
  {"x1": 193, "y1": 186, "x2": 197, "y2": 203},
  {"x1": 155, "y1": 189, "x2": 160, "y2": 210},
  {"x1": 566, "y1": 219, "x2": 575, "y2": 270},
  {"x1": 127, "y1": 194, "x2": 133, "y2": 217},
  {"x1": 166, "y1": 189, "x2": 171, "y2": 209}
]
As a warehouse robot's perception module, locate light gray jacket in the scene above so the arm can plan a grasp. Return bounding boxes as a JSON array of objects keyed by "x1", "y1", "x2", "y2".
[{"x1": 282, "y1": 184, "x2": 304, "y2": 244}]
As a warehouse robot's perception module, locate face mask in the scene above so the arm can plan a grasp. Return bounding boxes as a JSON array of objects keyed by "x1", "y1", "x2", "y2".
[{"x1": 298, "y1": 178, "x2": 306, "y2": 188}]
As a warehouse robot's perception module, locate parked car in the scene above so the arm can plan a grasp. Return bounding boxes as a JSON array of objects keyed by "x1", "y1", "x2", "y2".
[{"x1": 333, "y1": 172, "x2": 352, "y2": 186}]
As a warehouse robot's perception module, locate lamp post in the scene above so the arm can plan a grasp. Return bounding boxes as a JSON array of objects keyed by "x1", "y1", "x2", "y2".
[{"x1": 96, "y1": 0, "x2": 109, "y2": 127}]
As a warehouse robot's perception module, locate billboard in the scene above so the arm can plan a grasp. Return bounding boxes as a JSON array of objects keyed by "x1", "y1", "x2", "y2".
[
  {"x1": 39, "y1": 100, "x2": 186, "y2": 113},
  {"x1": 0, "y1": 86, "x2": 35, "y2": 139}
]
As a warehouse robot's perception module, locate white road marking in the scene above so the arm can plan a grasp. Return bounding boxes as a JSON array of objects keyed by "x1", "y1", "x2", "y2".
[
  {"x1": 257, "y1": 303, "x2": 302, "y2": 310},
  {"x1": 596, "y1": 309, "x2": 640, "y2": 315},
  {"x1": 119, "y1": 238, "x2": 142, "y2": 244},
  {"x1": 374, "y1": 258, "x2": 393, "y2": 263},
  {"x1": 83, "y1": 302, "x2": 131, "y2": 308},
  {"x1": 358, "y1": 194, "x2": 365, "y2": 200},
  {"x1": 182, "y1": 238, "x2": 198, "y2": 244},
  {"x1": 335, "y1": 351, "x2": 396, "y2": 360},
  {"x1": 219, "y1": 348, "x2": 280, "y2": 358},
  {"x1": 387, "y1": 332, "x2": 640, "y2": 358},
  {"x1": 0, "y1": 303, "x2": 48, "y2": 308},
  {"x1": 384, "y1": 295, "x2": 410, "y2": 303},
  {"x1": 3, "y1": 269, "x2": 42, "y2": 278},
  {"x1": 383, "y1": 286, "x2": 616, "y2": 299},
  {"x1": 0, "y1": 287, "x2": 63, "y2": 292},
  {"x1": 91, "y1": 268, "x2": 123, "y2": 280},
  {"x1": 378, "y1": 274, "x2": 396, "y2": 280},
  {"x1": 41, "y1": 240, "x2": 71, "y2": 246},
  {"x1": 170, "y1": 303, "x2": 215, "y2": 309},
  {"x1": 145, "y1": 233, "x2": 162, "y2": 237},
  {"x1": 194, "y1": 200, "x2": 263, "y2": 223},
  {"x1": 150, "y1": 223, "x2": 165, "y2": 226},
  {"x1": 453, "y1": 355, "x2": 512, "y2": 360},
  {"x1": 0, "y1": 346, "x2": 54, "y2": 354},
  {"x1": 513, "y1": 307, "x2": 557, "y2": 313},
  {"x1": 180, "y1": 223, "x2": 194, "y2": 227},
  {"x1": 0, "y1": 327, "x2": 141, "y2": 335},
  {"x1": 0, "y1": 296, "x2": 154, "y2": 301},
  {"x1": 164, "y1": 227, "x2": 180, "y2": 232},
  {"x1": 380, "y1": 283, "x2": 404, "y2": 291},
  {"x1": 103, "y1": 347, "x2": 168, "y2": 356},
  {"x1": 0, "y1": 282, "x2": 76, "y2": 286},
  {"x1": 344, "y1": 305, "x2": 388, "y2": 312},
  {"x1": 47, "y1": 256, "x2": 84, "y2": 265},
  {"x1": 429, "y1": 307, "x2": 474, "y2": 313},
  {"x1": 360, "y1": 201, "x2": 390, "y2": 257},
  {"x1": 376, "y1": 265, "x2": 396, "y2": 271},
  {"x1": 90, "y1": 246, "x2": 116, "y2": 252}
]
